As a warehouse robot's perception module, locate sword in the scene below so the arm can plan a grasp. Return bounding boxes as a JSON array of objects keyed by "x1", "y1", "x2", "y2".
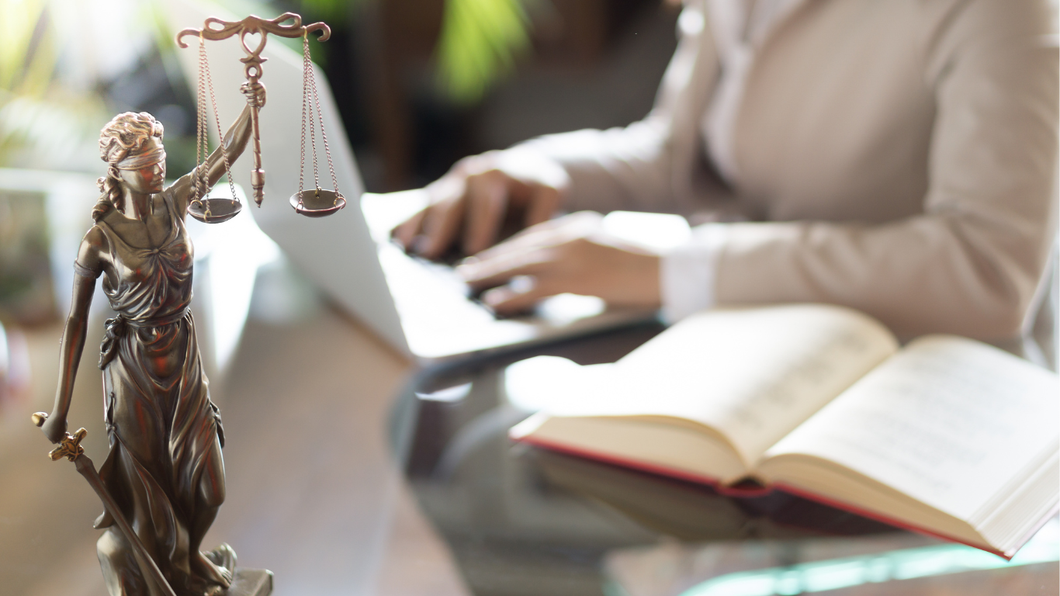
[{"x1": 32, "y1": 412, "x2": 177, "y2": 596}]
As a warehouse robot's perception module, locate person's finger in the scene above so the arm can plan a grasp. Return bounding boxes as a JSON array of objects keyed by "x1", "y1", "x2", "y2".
[
  {"x1": 457, "y1": 249, "x2": 554, "y2": 290},
  {"x1": 470, "y1": 215, "x2": 578, "y2": 261},
  {"x1": 470, "y1": 226, "x2": 550, "y2": 262},
  {"x1": 394, "y1": 175, "x2": 462, "y2": 250},
  {"x1": 470, "y1": 211, "x2": 598, "y2": 261},
  {"x1": 523, "y1": 183, "x2": 561, "y2": 228},
  {"x1": 392, "y1": 208, "x2": 426, "y2": 250},
  {"x1": 418, "y1": 197, "x2": 465, "y2": 259},
  {"x1": 480, "y1": 277, "x2": 553, "y2": 315},
  {"x1": 463, "y1": 172, "x2": 507, "y2": 256}
]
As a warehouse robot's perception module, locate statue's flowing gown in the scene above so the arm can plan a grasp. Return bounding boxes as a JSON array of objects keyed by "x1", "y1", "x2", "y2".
[{"x1": 79, "y1": 190, "x2": 225, "y2": 595}]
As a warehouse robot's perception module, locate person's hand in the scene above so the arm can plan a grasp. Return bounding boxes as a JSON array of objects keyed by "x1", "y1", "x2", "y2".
[
  {"x1": 457, "y1": 211, "x2": 661, "y2": 316},
  {"x1": 393, "y1": 150, "x2": 570, "y2": 260}
]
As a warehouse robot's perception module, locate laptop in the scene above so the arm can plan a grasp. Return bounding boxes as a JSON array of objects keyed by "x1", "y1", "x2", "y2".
[{"x1": 164, "y1": 0, "x2": 683, "y2": 364}]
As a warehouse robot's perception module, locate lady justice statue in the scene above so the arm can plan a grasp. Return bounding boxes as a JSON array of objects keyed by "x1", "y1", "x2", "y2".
[
  {"x1": 32, "y1": 13, "x2": 341, "y2": 595},
  {"x1": 38, "y1": 81, "x2": 264, "y2": 596}
]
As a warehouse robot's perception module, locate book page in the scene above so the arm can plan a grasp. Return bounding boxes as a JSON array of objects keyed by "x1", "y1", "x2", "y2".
[
  {"x1": 596, "y1": 305, "x2": 899, "y2": 468},
  {"x1": 762, "y1": 336, "x2": 1060, "y2": 521}
]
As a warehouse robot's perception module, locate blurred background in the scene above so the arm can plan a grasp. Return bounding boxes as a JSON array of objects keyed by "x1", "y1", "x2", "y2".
[
  {"x1": 1, "y1": 0, "x2": 680, "y2": 190},
  {"x1": 0, "y1": 5, "x2": 683, "y2": 593},
  {"x1": 0, "y1": 0, "x2": 680, "y2": 404},
  {"x1": 2, "y1": 5, "x2": 1057, "y2": 595}
]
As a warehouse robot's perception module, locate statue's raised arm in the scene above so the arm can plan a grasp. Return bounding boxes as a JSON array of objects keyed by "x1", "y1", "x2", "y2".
[{"x1": 169, "y1": 82, "x2": 266, "y2": 218}]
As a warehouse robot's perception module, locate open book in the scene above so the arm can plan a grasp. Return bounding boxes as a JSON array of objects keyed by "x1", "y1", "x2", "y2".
[{"x1": 509, "y1": 305, "x2": 1059, "y2": 559}]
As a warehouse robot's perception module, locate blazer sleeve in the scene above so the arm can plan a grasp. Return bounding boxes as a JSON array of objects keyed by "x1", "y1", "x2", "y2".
[
  {"x1": 712, "y1": 0, "x2": 1058, "y2": 340},
  {"x1": 514, "y1": 1, "x2": 721, "y2": 215}
]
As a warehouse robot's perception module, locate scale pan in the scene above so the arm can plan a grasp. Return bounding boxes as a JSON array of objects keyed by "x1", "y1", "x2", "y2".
[
  {"x1": 291, "y1": 189, "x2": 346, "y2": 217},
  {"x1": 188, "y1": 198, "x2": 242, "y2": 224}
]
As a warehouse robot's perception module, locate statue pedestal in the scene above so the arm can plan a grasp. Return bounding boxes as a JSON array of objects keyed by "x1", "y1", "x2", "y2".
[{"x1": 227, "y1": 569, "x2": 273, "y2": 596}]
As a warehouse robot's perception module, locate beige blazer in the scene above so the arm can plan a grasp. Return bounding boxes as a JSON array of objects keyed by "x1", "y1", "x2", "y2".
[{"x1": 520, "y1": 0, "x2": 1058, "y2": 341}]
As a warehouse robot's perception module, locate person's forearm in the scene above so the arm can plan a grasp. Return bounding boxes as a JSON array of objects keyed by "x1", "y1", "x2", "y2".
[
  {"x1": 514, "y1": 123, "x2": 677, "y2": 216},
  {"x1": 711, "y1": 214, "x2": 1052, "y2": 340}
]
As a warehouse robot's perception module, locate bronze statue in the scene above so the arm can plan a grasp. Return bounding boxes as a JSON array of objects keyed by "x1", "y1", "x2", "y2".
[
  {"x1": 39, "y1": 84, "x2": 264, "y2": 596},
  {"x1": 32, "y1": 13, "x2": 345, "y2": 595}
]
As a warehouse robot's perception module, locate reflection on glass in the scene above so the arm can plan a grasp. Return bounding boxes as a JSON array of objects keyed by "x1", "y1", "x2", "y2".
[{"x1": 680, "y1": 518, "x2": 1059, "y2": 596}]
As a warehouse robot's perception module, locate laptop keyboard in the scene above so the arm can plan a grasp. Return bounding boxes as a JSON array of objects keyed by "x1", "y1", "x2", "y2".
[
  {"x1": 407, "y1": 250, "x2": 501, "y2": 316},
  {"x1": 379, "y1": 241, "x2": 500, "y2": 324}
]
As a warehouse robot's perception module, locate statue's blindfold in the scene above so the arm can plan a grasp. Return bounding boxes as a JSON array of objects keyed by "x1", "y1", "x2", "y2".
[{"x1": 116, "y1": 147, "x2": 166, "y2": 171}]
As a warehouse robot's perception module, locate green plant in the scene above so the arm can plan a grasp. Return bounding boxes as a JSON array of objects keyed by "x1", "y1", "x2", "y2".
[{"x1": 292, "y1": 0, "x2": 530, "y2": 104}]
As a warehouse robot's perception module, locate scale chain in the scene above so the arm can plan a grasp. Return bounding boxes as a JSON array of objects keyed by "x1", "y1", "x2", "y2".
[
  {"x1": 307, "y1": 36, "x2": 320, "y2": 195},
  {"x1": 298, "y1": 33, "x2": 340, "y2": 208},
  {"x1": 204, "y1": 38, "x2": 238, "y2": 211},
  {"x1": 309, "y1": 43, "x2": 340, "y2": 201},
  {"x1": 298, "y1": 33, "x2": 312, "y2": 206},
  {"x1": 195, "y1": 35, "x2": 238, "y2": 219},
  {"x1": 194, "y1": 35, "x2": 207, "y2": 206},
  {"x1": 298, "y1": 33, "x2": 311, "y2": 204}
]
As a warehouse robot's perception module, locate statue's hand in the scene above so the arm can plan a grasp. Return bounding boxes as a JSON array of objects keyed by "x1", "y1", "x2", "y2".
[
  {"x1": 40, "y1": 413, "x2": 68, "y2": 445},
  {"x1": 241, "y1": 82, "x2": 266, "y2": 109}
]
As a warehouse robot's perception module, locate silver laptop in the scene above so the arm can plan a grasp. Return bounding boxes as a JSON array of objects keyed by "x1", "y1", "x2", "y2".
[{"x1": 164, "y1": 0, "x2": 676, "y2": 364}]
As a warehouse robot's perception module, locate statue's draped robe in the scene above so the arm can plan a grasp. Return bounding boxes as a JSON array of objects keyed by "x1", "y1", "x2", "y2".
[{"x1": 79, "y1": 190, "x2": 225, "y2": 595}]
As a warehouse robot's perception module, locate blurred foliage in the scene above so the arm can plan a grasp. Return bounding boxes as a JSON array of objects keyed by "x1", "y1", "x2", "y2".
[
  {"x1": 0, "y1": 0, "x2": 109, "y2": 171},
  {"x1": 295, "y1": 0, "x2": 530, "y2": 104},
  {"x1": 0, "y1": 0, "x2": 57, "y2": 97},
  {"x1": 436, "y1": 0, "x2": 529, "y2": 104}
]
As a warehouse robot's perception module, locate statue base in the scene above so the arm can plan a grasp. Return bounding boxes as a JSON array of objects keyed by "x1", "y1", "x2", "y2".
[{"x1": 225, "y1": 569, "x2": 273, "y2": 595}]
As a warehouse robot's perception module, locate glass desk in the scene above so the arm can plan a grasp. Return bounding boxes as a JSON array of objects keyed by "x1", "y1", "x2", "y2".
[{"x1": 389, "y1": 325, "x2": 1059, "y2": 596}]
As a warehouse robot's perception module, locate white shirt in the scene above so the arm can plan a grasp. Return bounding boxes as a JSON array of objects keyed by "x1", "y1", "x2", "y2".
[{"x1": 661, "y1": 0, "x2": 803, "y2": 323}]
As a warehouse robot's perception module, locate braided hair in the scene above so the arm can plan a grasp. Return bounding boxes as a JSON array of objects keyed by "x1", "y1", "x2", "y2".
[{"x1": 92, "y1": 112, "x2": 165, "y2": 222}]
